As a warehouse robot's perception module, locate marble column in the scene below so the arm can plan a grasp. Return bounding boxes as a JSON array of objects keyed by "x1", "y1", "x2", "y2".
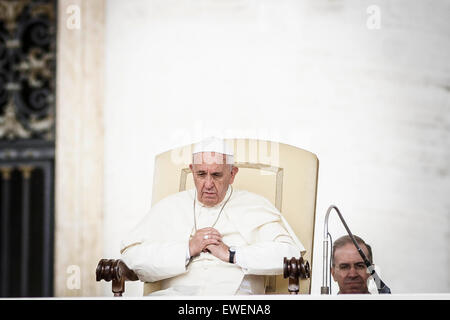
[{"x1": 54, "y1": 0, "x2": 105, "y2": 297}]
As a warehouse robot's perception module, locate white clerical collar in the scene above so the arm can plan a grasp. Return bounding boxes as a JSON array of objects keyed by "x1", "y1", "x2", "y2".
[{"x1": 198, "y1": 185, "x2": 233, "y2": 209}]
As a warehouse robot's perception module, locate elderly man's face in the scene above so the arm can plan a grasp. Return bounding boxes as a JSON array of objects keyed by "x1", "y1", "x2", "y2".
[
  {"x1": 189, "y1": 152, "x2": 238, "y2": 207},
  {"x1": 331, "y1": 243, "x2": 371, "y2": 294}
]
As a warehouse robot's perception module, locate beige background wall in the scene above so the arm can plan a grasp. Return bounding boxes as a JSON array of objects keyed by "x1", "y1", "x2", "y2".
[
  {"x1": 102, "y1": 0, "x2": 450, "y2": 296},
  {"x1": 54, "y1": 0, "x2": 450, "y2": 296}
]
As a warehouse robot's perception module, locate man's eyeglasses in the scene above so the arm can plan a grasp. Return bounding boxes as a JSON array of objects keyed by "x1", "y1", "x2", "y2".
[{"x1": 335, "y1": 262, "x2": 367, "y2": 271}]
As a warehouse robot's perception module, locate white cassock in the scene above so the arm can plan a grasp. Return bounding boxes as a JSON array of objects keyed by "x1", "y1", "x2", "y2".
[{"x1": 120, "y1": 186, "x2": 305, "y2": 295}]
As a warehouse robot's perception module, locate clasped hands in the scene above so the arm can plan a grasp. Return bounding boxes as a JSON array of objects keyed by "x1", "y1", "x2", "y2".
[{"x1": 189, "y1": 227, "x2": 230, "y2": 262}]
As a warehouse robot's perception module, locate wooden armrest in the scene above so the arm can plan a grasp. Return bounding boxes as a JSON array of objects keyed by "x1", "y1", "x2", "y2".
[
  {"x1": 96, "y1": 259, "x2": 138, "y2": 296},
  {"x1": 97, "y1": 257, "x2": 309, "y2": 296},
  {"x1": 283, "y1": 256, "x2": 311, "y2": 294}
]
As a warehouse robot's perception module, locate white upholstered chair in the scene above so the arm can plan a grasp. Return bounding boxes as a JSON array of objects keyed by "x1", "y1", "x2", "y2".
[
  {"x1": 145, "y1": 138, "x2": 318, "y2": 294},
  {"x1": 97, "y1": 138, "x2": 319, "y2": 295}
]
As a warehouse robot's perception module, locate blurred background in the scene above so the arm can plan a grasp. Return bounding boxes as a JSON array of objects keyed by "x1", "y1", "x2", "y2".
[{"x1": 1, "y1": 0, "x2": 449, "y2": 297}]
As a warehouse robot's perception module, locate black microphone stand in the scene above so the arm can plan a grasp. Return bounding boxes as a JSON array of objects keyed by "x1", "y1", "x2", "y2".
[{"x1": 322, "y1": 205, "x2": 391, "y2": 294}]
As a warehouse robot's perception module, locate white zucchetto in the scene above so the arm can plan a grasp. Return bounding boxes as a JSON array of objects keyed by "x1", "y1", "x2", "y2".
[{"x1": 192, "y1": 137, "x2": 234, "y2": 164}]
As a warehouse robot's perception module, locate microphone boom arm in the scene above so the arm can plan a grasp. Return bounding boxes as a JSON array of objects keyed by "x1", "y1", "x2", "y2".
[{"x1": 322, "y1": 205, "x2": 391, "y2": 294}]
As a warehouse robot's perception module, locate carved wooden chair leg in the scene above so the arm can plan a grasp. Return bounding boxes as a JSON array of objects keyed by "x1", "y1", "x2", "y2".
[
  {"x1": 283, "y1": 256, "x2": 311, "y2": 294},
  {"x1": 96, "y1": 259, "x2": 138, "y2": 297},
  {"x1": 112, "y1": 278, "x2": 125, "y2": 297}
]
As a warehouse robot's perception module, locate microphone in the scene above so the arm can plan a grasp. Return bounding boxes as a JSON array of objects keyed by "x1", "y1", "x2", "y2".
[{"x1": 321, "y1": 205, "x2": 391, "y2": 294}]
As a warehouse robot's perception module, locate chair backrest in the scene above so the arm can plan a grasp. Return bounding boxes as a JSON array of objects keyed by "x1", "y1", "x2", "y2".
[{"x1": 144, "y1": 139, "x2": 319, "y2": 294}]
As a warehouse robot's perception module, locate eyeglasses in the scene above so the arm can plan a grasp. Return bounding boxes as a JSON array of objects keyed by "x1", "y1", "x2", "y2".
[{"x1": 335, "y1": 262, "x2": 367, "y2": 271}]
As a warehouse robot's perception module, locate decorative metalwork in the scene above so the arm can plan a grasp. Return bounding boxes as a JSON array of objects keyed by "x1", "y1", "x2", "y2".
[
  {"x1": 0, "y1": 0, "x2": 56, "y2": 141},
  {"x1": 0, "y1": 0, "x2": 56, "y2": 298}
]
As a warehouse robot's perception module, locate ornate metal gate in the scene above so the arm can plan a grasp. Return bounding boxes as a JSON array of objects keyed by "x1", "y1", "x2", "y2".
[{"x1": 0, "y1": 0, "x2": 56, "y2": 297}]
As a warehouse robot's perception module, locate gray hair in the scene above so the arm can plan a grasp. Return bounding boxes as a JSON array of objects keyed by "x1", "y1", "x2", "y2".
[{"x1": 331, "y1": 235, "x2": 373, "y2": 267}]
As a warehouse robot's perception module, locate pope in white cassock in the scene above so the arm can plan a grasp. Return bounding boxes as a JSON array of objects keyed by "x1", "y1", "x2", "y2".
[{"x1": 120, "y1": 137, "x2": 305, "y2": 295}]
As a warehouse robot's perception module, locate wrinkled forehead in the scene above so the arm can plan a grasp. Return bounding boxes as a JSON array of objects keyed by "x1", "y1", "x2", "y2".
[
  {"x1": 192, "y1": 152, "x2": 230, "y2": 165},
  {"x1": 334, "y1": 243, "x2": 368, "y2": 264}
]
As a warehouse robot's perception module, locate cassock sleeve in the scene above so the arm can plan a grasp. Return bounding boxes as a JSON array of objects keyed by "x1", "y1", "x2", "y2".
[
  {"x1": 119, "y1": 193, "x2": 193, "y2": 282},
  {"x1": 227, "y1": 191, "x2": 306, "y2": 275},
  {"x1": 234, "y1": 221, "x2": 302, "y2": 275},
  {"x1": 121, "y1": 240, "x2": 189, "y2": 282}
]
